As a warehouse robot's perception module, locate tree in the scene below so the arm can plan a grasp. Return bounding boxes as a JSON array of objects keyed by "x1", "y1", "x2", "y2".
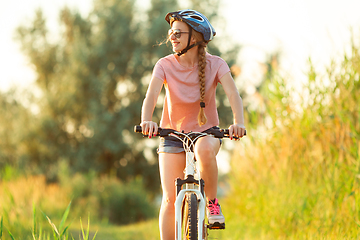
[
  {"x1": 14, "y1": 1, "x2": 156, "y2": 185},
  {"x1": 11, "y1": 0, "x2": 240, "y2": 192},
  {"x1": 0, "y1": 89, "x2": 31, "y2": 170}
]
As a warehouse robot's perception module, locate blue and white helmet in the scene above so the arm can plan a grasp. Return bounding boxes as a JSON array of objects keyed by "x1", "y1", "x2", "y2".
[{"x1": 165, "y1": 10, "x2": 216, "y2": 42}]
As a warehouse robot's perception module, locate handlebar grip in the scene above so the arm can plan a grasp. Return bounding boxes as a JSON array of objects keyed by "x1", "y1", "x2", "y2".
[
  {"x1": 134, "y1": 125, "x2": 142, "y2": 133},
  {"x1": 223, "y1": 129, "x2": 247, "y2": 136}
]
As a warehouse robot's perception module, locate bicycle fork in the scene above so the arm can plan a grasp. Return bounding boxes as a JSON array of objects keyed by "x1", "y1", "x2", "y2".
[{"x1": 174, "y1": 152, "x2": 207, "y2": 240}]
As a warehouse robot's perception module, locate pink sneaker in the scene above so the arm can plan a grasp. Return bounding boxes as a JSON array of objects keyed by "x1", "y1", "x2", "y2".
[{"x1": 207, "y1": 198, "x2": 225, "y2": 226}]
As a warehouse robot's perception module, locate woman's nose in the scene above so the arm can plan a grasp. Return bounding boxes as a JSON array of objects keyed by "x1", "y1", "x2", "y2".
[{"x1": 169, "y1": 33, "x2": 176, "y2": 40}]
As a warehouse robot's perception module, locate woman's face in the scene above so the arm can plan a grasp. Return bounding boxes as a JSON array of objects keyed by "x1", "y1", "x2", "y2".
[{"x1": 169, "y1": 21, "x2": 191, "y2": 53}]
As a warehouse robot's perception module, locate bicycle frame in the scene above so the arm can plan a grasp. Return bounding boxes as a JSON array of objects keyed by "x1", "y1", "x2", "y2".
[{"x1": 134, "y1": 125, "x2": 245, "y2": 240}]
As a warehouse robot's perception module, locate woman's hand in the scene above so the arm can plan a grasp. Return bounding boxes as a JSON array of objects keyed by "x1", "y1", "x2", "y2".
[
  {"x1": 140, "y1": 121, "x2": 158, "y2": 138},
  {"x1": 228, "y1": 123, "x2": 246, "y2": 140}
]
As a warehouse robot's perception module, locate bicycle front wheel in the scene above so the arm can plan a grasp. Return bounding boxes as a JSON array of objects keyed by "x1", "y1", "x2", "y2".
[{"x1": 183, "y1": 193, "x2": 198, "y2": 240}]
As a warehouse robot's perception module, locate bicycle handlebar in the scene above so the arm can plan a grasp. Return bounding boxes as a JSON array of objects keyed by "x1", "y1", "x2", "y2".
[{"x1": 134, "y1": 125, "x2": 246, "y2": 139}]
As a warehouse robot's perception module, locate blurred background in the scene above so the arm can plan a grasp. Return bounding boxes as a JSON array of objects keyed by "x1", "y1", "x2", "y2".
[{"x1": 0, "y1": 0, "x2": 360, "y2": 239}]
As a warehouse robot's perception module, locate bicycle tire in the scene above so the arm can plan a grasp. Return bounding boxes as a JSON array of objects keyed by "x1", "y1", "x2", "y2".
[{"x1": 184, "y1": 193, "x2": 198, "y2": 240}]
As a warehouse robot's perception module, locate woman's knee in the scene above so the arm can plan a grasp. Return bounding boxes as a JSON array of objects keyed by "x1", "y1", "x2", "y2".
[
  {"x1": 161, "y1": 196, "x2": 176, "y2": 211},
  {"x1": 196, "y1": 145, "x2": 215, "y2": 159},
  {"x1": 195, "y1": 137, "x2": 219, "y2": 159}
]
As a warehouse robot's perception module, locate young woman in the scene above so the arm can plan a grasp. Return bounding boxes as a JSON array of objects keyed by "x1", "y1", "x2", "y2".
[{"x1": 140, "y1": 10, "x2": 246, "y2": 240}]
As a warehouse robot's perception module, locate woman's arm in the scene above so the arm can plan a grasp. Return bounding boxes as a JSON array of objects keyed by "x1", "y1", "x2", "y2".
[
  {"x1": 219, "y1": 72, "x2": 246, "y2": 139},
  {"x1": 140, "y1": 76, "x2": 164, "y2": 137}
]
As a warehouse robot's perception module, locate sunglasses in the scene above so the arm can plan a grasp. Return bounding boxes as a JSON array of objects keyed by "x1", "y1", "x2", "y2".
[{"x1": 168, "y1": 29, "x2": 189, "y2": 39}]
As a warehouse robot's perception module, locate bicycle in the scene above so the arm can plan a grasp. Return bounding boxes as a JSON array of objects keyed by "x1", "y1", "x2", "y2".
[{"x1": 134, "y1": 125, "x2": 245, "y2": 240}]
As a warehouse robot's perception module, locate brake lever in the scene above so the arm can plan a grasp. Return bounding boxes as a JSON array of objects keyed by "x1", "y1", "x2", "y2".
[{"x1": 221, "y1": 129, "x2": 246, "y2": 140}]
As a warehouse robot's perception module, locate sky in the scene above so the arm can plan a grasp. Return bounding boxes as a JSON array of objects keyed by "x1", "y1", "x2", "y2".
[
  {"x1": 1, "y1": 0, "x2": 360, "y2": 92},
  {"x1": 222, "y1": 0, "x2": 360, "y2": 89},
  {"x1": 0, "y1": 0, "x2": 92, "y2": 91}
]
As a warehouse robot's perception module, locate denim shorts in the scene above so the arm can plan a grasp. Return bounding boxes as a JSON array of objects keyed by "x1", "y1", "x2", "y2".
[{"x1": 157, "y1": 126, "x2": 222, "y2": 154}]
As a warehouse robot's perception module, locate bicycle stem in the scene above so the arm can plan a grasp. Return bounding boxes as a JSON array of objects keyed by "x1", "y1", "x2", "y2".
[{"x1": 185, "y1": 152, "x2": 196, "y2": 178}]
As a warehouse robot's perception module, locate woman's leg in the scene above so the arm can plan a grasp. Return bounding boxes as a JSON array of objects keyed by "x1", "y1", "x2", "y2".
[
  {"x1": 158, "y1": 152, "x2": 186, "y2": 240},
  {"x1": 194, "y1": 136, "x2": 225, "y2": 226},
  {"x1": 194, "y1": 136, "x2": 221, "y2": 201}
]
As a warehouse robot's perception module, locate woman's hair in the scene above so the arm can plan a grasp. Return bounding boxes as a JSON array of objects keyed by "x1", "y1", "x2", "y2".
[{"x1": 191, "y1": 29, "x2": 208, "y2": 126}]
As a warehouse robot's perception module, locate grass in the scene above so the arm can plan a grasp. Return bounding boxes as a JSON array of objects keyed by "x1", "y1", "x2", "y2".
[
  {"x1": 72, "y1": 218, "x2": 257, "y2": 240},
  {"x1": 69, "y1": 220, "x2": 159, "y2": 240},
  {"x1": 0, "y1": 201, "x2": 97, "y2": 240},
  {"x1": 218, "y1": 41, "x2": 360, "y2": 239}
]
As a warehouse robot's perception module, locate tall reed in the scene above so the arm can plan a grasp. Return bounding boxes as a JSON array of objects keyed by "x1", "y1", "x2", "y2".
[
  {"x1": 226, "y1": 42, "x2": 360, "y2": 239},
  {"x1": 0, "y1": 201, "x2": 97, "y2": 240}
]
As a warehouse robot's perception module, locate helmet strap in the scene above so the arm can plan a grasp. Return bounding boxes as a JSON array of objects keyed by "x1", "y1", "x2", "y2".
[
  {"x1": 187, "y1": 29, "x2": 192, "y2": 49},
  {"x1": 176, "y1": 40, "x2": 204, "y2": 56}
]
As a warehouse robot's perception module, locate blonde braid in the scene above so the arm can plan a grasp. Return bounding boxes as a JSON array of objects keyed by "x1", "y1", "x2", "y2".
[{"x1": 198, "y1": 43, "x2": 207, "y2": 126}]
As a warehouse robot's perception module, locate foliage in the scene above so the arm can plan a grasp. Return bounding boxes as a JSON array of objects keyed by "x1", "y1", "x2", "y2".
[
  {"x1": 0, "y1": 0, "x2": 240, "y2": 196},
  {"x1": 58, "y1": 164, "x2": 157, "y2": 225},
  {"x1": 0, "y1": 201, "x2": 96, "y2": 240},
  {"x1": 224, "y1": 40, "x2": 360, "y2": 238},
  {"x1": 0, "y1": 173, "x2": 155, "y2": 238},
  {"x1": 13, "y1": 1, "x2": 156, "y2": 185},
  {"x1": 77, "y1": 219, "x2": 160, "y2": 239},
  {"x1": 0, "y1": 175, "x2": 70, "y2": 235},
  {"x1": 3, "y1": 0, "x2": 360, "y2": 239},
  {"x1": 0, "y1": 89, "x2": 34, "y2": 172},
  {"x1": 105, "y1": 178, "x2": 156, "y2": 224},
  {"x1": 104, "y1": 35, "x2": 360, "y2": 240},
  {"x1": 0, "y1": 0, "x2": 241, "y2": 235}
]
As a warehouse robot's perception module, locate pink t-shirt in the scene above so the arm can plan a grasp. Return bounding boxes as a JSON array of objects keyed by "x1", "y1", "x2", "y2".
[{"x1": 152, "y1": 53, "x2": 230, "y2": 133}]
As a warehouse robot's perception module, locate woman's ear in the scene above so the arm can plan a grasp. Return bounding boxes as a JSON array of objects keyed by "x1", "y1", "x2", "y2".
[{"x1": 191, "y1": 36, "x2": 196, "y2": 44}]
